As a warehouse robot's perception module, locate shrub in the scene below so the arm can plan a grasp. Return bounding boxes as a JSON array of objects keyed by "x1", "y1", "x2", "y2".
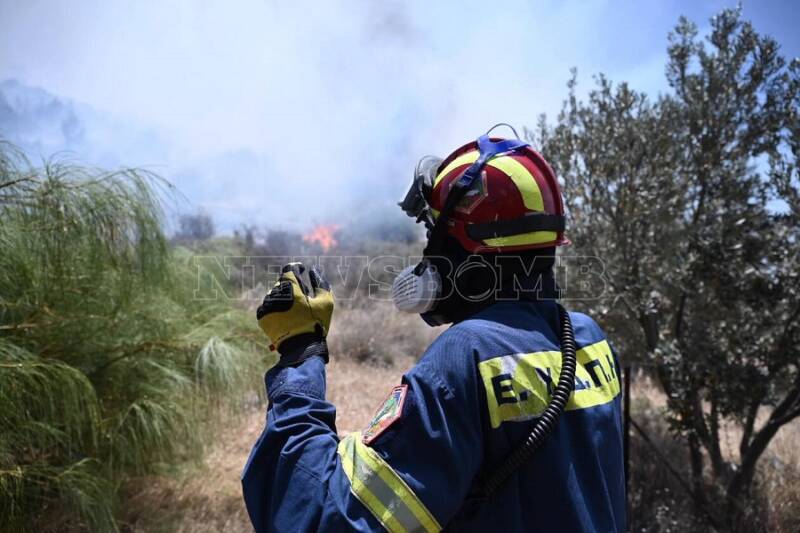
[
  {"x1": 0, "y1": 143, "x2": 263, "y2": 531},
  {"x1": 327, "y1": 300, "x2": 442, "y2": 366}
]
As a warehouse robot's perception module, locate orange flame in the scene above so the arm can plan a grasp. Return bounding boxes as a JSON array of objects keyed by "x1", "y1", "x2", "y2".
[{"x1": 303, "y1": 224, "x2": 340, "y2": 252}]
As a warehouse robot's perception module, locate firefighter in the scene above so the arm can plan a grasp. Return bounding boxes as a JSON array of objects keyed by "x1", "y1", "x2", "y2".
[{"x1": 242, "y1": 130, "x2": 626, "y2": 532}]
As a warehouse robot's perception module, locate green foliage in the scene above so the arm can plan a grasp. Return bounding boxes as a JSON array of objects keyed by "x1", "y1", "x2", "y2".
[
  {"x1": 535, "y1": 7, "x2": 800, "y2": 531},
  {"x1": 0, "y1": 143, "x2": 264, "y2": 531}
]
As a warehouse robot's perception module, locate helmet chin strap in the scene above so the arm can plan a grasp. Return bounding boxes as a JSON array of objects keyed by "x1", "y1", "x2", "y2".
[{"x1": 424, "y1": 134, "x2": 529, "y2": 257}]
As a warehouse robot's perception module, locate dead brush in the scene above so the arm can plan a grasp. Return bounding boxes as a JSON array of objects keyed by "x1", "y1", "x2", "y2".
[{"x1": 327, "y1": 299, "x2": 443, "y2": 365}]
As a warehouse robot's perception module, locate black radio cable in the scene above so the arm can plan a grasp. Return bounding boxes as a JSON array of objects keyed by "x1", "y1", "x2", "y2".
[{"x1": 478, "y1": 303, "x2": 578, "y2": 497}]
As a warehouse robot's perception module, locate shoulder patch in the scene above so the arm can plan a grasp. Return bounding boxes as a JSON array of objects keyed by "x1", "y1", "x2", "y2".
[{"x1": 362, "y1": 385, "x2": 408, "y2": 445}]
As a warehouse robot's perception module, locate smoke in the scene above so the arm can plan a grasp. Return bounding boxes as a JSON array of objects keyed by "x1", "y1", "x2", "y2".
[{"x1": 3, "y1": 1, "x2": 793, "y2": 233}]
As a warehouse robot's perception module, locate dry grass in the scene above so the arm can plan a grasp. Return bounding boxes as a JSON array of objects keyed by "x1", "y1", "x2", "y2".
[
  {"x1": 122, "y1": 338, "x2": 800, "y2": 532},
  {"x1": 327, "y1": 301, "x2": 444, "y2": 366},
  {"x1": 117, "y1": 291, "x2": 443, "y2": 531},
  {"x1": 328, "y1": 355, "x2": 418, "y2": 433},
  {"x1": 120, "y1": 355, "x2": 419, "y2": 532},
  {"x1": 629, "y1": 373, "x2": 800, "y2": 532},
  {"x1": 630, "y1": 373, "x2": 800, "y2": 472}
]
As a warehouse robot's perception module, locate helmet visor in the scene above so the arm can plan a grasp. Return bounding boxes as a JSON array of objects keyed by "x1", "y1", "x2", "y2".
[{"x1": 398, "y1": 155, "x2": 442, "y2": 227}]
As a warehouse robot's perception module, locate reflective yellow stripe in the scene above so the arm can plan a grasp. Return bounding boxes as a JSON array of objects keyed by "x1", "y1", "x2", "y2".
[
  {"x1": 486, "y1": 156, "x2": 544, "y2": 211},
  {"x1": 478, "y1": 340, "x2": 621, "y2": 429},
  {"x1": 433, "y1": 153, "x2": 544, "y2": 212},
  {"x1": 338, "y1": 440, "x2": 404, "y2": 532},
  {"x1": 337, "y1": 433, "x2": 441, "y2": 533},
  {"x1": 434, "y1": 152, "x2": 480, "y2": 188},
  {"x1": 481, "y1": 230, "x2": 558, "y2": 248}
]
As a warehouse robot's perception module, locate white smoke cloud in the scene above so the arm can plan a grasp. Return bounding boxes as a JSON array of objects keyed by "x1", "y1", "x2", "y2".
[{"x1": 2, "y1": 0, "x2": 794, "y2": 231}]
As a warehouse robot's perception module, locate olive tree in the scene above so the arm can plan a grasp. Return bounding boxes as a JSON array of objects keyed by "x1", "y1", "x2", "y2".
[{"x1": 535, "y1": 8, "x2": 800, "y2": 530}]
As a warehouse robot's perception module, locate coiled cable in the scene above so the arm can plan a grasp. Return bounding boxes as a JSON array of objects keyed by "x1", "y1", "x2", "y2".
[{"x1": 478, "y1": 304, "x2": 578, "y2": 497}]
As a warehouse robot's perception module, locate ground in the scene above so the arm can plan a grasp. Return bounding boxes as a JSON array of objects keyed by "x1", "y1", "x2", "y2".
[
  {"x1": 121, "y1": 361, "x2": 800, "y2": 532},
  {"x1": 121, "y1": 356, "x2": 416, "y2": 533}
]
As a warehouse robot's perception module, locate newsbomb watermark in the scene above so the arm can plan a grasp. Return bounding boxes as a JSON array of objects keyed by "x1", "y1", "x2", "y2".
[{"x1": 190, "y1": 254, "x2": 609, "y2": 302}]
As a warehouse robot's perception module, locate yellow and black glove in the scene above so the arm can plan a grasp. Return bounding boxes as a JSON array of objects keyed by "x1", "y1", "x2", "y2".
[{"x1": 256, "y1": 262, "x2": 334, "y2": 367}]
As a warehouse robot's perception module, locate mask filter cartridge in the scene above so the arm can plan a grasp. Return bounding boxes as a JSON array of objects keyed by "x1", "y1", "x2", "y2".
[{"x1": 391, "y1": 262, "x2": 441, "y2": 314}]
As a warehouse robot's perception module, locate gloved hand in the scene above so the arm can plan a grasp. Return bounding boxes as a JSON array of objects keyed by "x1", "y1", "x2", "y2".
[{"x1": 256, "y1": 262, "x2": 335, "y2": 367}]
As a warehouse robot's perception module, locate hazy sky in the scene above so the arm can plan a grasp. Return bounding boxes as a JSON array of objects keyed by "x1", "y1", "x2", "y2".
[{"x1": 1, "y1": 0, "x2": 799, "y2": 231}]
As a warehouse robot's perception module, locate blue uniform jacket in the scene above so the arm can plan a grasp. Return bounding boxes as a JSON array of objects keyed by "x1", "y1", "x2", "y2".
[{"x1": 242, "y1": 300, "x2": 626, "y2": 532}]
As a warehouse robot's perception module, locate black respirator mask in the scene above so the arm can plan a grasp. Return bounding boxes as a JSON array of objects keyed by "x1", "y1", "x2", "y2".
[{"x1": 392, "y1": 129, "x2": 531, "y2": 326}]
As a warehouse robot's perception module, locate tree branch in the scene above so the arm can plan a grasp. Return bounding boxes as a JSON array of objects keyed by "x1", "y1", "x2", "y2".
[
  {"x1": 777, "y1": 302, "x2": 800, "y2": 352},
  {"x1": 729, "y1": 375, "x2": 800, "y2": 501},
  {"x1": 87, "y1": 340, "x2": 188, "y2": 378},
  {"x1": 771, "y1": 372, "x2": 800, "y2": 422},
  {"x1": 771, "y1": 403, "x2": 800, "y2": 427},
  {"x1": 674, "y1": 291, "x2": 688, "y2": 340},
  {"x1": 0, "y1": 175, "x2": 36, "y2": 191},
  {"x1": 706, "y1": 389, "x2": 728, "y2": 480},
  {"x1": 739, "y1": 399, "x2": 760, "y2": 460}
]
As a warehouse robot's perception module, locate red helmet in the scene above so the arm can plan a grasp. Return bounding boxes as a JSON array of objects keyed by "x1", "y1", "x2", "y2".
[{"x1": 428, "y1": 137, "x2": 569, "y2": 253}]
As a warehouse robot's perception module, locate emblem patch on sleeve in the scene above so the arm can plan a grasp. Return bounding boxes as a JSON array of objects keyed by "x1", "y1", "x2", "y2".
[{"x1": 362, "y1": 385, "x2": 408, "y2": 445}]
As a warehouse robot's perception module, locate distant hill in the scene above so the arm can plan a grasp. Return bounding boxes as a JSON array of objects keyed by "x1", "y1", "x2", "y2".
[
  {"x1": 0, "y1": 79, "x2": 84, "y2": 157},
  {"x1": 0, "y1": 79, "x2": 318, "y2": 233},
  {"x1": 0, "y1": 79, "x2": 415, "y2": 237},
  {"x1": 0, "y1": 78, "x2": 167, "y2": 168}
]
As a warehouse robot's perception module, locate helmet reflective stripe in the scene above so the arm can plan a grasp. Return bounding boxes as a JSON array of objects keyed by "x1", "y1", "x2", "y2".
[
  {"x1": 485, "y1": 156, "x2": 545, "y2": 211},
  {"x1": 482, "y1": 229, "x2": 558, "y2": 248},
  {"x1": 404, "y1": 133, "x2": 568, "y2": 254},
  {"x1": 337, "y1": 433, "x2": 441, "y2": 533},
  {"x1": 434, "y1": 151, "x2": 478, "y2": 188},
  {"x1": 435, "y1": 153, "x2": 546, "y2": 212}
]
